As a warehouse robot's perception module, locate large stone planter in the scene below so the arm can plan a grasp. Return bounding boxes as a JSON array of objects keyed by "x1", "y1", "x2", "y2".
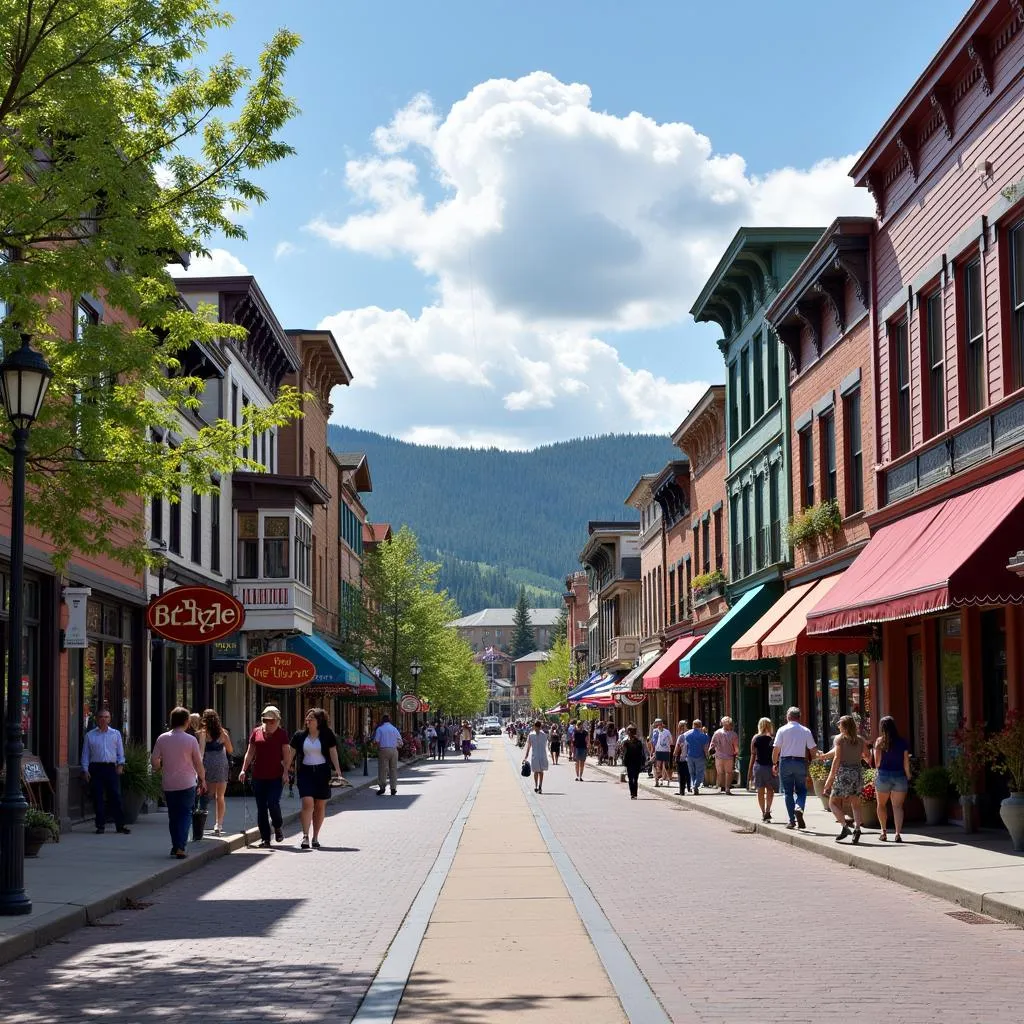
[
  {"x1": 922, "y1": 795, "x2": 946, "y2": 826},
  {"x1": 812, "y1": 777, "x2": 830, "y2": 812},
  {"x1": 122, "y1": 790, "x2": 145, "y2": 825},
  {"x1": 960, "y1": 795, "x2": 978, "y2": 833},
  {"x1": 24, "y1": 826, "x2": 50, "y2": 858},
  {"x1": 1000, "y1": 792, "x2": 1024, "y2": 852},
  {"x1": 859, "y1": 799, "x2": 879, "y2": 829}
]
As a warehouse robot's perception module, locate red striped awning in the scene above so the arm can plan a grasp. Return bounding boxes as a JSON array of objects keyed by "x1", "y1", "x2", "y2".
[{"x1": 642, "y1": 635, "x2": 702, "y2": 690}]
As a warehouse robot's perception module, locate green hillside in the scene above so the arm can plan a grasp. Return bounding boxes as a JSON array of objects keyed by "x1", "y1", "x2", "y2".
[{"x1": 329, "y1": 426, "x2": 679, "y2": 613}]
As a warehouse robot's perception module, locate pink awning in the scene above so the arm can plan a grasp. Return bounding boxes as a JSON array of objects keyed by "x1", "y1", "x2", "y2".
[
  {"x1": 807, "y1": 468, "x2": 1024, "y2": 634},
  {"x1": 731, "y1": 582, "x2": 816, "y2": 660},
  {"x1": 761, "y1": 576, "x2": 868, "y2": 658},
  {"x1": 642, "y1": 635, "x2": 701, "y2": 690}
]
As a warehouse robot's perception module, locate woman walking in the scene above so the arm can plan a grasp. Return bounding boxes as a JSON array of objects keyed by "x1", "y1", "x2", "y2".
[
  {"x1": 605, "y1": 722, "x2": 618, "y2": 766},
  {"x1": 673, "y1": 720, "x2": 691, "y2": 795},
  {"x1": 709, "y1": 716, "x2": 740, "y2": 794},
  {"x1": 523, "y1": 721, "x2": 550, "y2": 793},
  {"x1": 873, "y1": 716, "x2": 912, "y2": 842},
  {"x1": 460, "y1": 721, "x2": 474, "y2": 760},
  {"x1": 621, "y1": 725, "x2": 646, "y2": 800},
  {"x1": 549, "y1": 723, "x2": 562, "y2": 765},
  {"x1": 200, "y1": 709, "x2": 233, "y2": 835},
  {"x1": 750, "y1": 717, "x2": 776, "y2": 822},
  {"x1": 572, "y1": 720, "x2": 589, "y2": 781},
  {"x1": 290, "y1": 708, "x2": 342, "y2": 850},
  {"x1": 151, "y1": 707, "x2": 206, "y2": 859},
  {"x1": 823, "y1": 714, "x2": 871, "y2": 843}
]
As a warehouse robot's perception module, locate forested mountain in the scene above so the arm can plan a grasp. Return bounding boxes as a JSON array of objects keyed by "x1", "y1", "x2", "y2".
[{"x1": 329, "y1": 426, "x2": 678, "y2": 613}]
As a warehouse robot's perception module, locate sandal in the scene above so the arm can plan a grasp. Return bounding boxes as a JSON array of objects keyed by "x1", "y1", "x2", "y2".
[
  {"x1": 895, "y1": 834, "x2": 903, "y2": 843},
  {"x1": 300, "y1": 836, "x2": 310, "y2": 850},
  {"x1": 879, "y1": 831, "x2": 887, "y2": 842}
]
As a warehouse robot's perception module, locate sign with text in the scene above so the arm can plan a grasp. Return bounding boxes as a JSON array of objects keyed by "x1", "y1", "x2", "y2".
[
  {"x1": 147, "y1": 586, "x2": 245, "y2": 644},
  {"x1": 63, "y1": 587, "x2": 91, "y2": 649},
  {"x1": 768, "y1": 682, "x2": 784, "y2": 706},
  {"x1": 399, "y1": 694, "x2": 421, "y2": 713},
  {"x1": 617, "y1": 692, "x2": 647, "y2": 706},
  {"x1": 245, "y1": 651, "x2": 317, "y2": 689}
]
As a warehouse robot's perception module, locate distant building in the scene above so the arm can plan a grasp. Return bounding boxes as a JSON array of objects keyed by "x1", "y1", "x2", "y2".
[
  {"x1": 513, "y1": 650, "x2": 551, "y2": 714},
  {"x1": 449, "y1": 607, "x2": 562, "y2": 655}
]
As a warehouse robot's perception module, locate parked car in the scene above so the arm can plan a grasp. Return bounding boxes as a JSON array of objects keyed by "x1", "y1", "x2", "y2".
[{"x1": 481, "y1": 718, "x2": 502, "y2": 736}]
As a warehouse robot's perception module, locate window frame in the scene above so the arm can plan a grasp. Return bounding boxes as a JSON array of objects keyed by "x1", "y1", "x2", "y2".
[
  {"x1": 798, "y1": 426, "x2": 815, "y2": 509},
  {"x1": 820, "y1": 411, "x2": 837, "y2": 505},
  {"x1": 190, "y1": 490, "x2": 202, "y2": 564},
  {"x1": 844, "y1": 389, "x2": 864, "y2": 515},
  {"x1": 922, "y1": 288, "x2": 945, "y2": 438},
  {"x1": 1009, "y1": 218, "x2": 1024, "y2": 393},
  {"x1": 890, "y1": 318, "x2": 911, "y2": 457},
  {"x1": 960, "y1": 257, "x2": 986, "y2": 418}
]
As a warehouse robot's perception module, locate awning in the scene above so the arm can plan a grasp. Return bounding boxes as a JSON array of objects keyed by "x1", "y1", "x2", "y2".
[
  {"x1": 678, "y1": 584, "x2": 779, "y2": 679},
  {"x1": 612, "y1": 650, "x2": 660, "y2": 693},
  {"x1": 286, "y1": 634, "x2": 360, "y2": 688},
  {"x1": 579, "y1": 672, "x2": 625, "y2": 707},
  {"x1": 566, "y1": 670, "x2": 602, "y2": 702},
  {"x1": 807, "y1": 468, "x2": 1024, "y2": 634},
  {"x1": 642, "y1": 635, "x2": 702, "y2": 690},
  {"x1": 546, "y1": 704, "x2": 568, "y2": 715},
  {"x1": 761, "y1": 577, "x2": 868, "y2": 658},
  {"x1": 732, "y1": 582, "x2": 816, "y2": 660}
]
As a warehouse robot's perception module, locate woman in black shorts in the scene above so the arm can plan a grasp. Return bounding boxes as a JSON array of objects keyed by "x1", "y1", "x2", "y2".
[
  {"x1": 750, "y1": 717, "x2": 777, "y2": 823},
  {"x1": 549, "y1": 723, "x2": 562, "y2": 765},
  {"x1": 290, "y1": 708, "x2": 342, "y2": 849}
]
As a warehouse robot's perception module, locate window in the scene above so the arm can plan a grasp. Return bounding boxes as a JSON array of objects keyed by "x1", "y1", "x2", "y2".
[
  {"x1": 767, "y1": 329, "x2": 780, "y2": 407},
  {"x1": 684, "y1": 559, "x2": 692, "y2": 618},
  {"x1": 269, "y1": 431, "x2": 275, "y2": 472},
  {"x1": 798, "y1": 427, "x2": 814, "y2": 508},
  {"x1": 820, "y1": 412, "x2": 837, "y2": 503},
  {"x1": 295, "y1": 518, "x2": 312, "y2": 586},
  {"x1": 728, "y1": 360, "x2": 739, "y2": 441},
  {"x1": 150, "y1": 495, "x2": 163, "y2": 543},
  {"x1": 309, "y1": 446, "x2": 316, "y2": 478},
  {"x1": 754, "y1": 473, "x2": 765, "y2": 568},
  {"x1": 190, "y1": 490, "x2": 202, "y2": 563},
  {"x1": 231, "y1": 383, "x2": 238, "y2": 426},
  {"x1": 263, "y1": 516, "x2": 290, "y2": 578},
  {"x1": 740, "y1": 346, "x2": 751, "y2": 434},
  {"x1": 962, "y1": 259, "x2": 986, "y2": 417},
  {"x1": 168, "y1": 477, "x2": 181, "y2": 555},
  {"x1": 769, "y1": 461, "x2": 781, "y2": 562},
  {"x1": 844, "y1": 390, "x2": 863, "y2": 514},
  {"x1": 891, "y1": 320, "x2": 911, "y2": 456},
  {"x1": 210, "y1": 489, "x2": 221, "y2": 573},
  {"x1": 741, "y1": 483, "x2": 752, "y2": 577},
  {"x1": 923, "y1": 290, "x2": 945, "y2": 437},
  {"x1": 668, "y1": 569, "x2": 676, "y2": 625},
  {"x1": 713, "y1": 508, "x2": 723, "y2": 571},
  {"x1": 730, "y1": 494, "x2": 741, "y2": 581},
  {"x1": 753, "y1": 331, "x2": 764, "y2": 420},
  {"x1": 241, "y1": 396, "x2": 249, "y2": 460},
  {"x1": 1011, "y1": 221, "x2": 1024, "y2": 392},
  {"x1": 678, "y1": 562, "x2": 686, "y2": 621},
  {"x1": 692, "y1": 523, "x2": 700, "y2": 576},
  {"x1": 701, "y1": 518, "x2": 710, "y2": 575},
  {"x1": 237, "y1": 513, "x2": 258, "y2": 578}
]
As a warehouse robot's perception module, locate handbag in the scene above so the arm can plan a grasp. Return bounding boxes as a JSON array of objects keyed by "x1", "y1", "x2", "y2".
[{"x1": 521, "y1": 761, "x2": 531, "y2": 777}]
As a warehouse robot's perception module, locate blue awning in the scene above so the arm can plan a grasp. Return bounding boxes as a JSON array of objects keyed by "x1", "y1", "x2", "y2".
[
  {"x1": 567, "y1": 670, "x2": 601, "y2": 702},
  {"x1": 286, "y1": 634, "x2": 360, "y2": 687}
]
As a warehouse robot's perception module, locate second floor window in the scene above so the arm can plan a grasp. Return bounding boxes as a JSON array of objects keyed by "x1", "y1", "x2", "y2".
[
  {"x1": 754, "y1": 473, "x2": 765, "y2": 569},
  {"x1": 769, "y1": 460, "x2": 781, "y2": 562},
  {"x1": 190, "y1": 491, "x2": 202, "y2": 564},
  {"x1": 741, "y1": 483, "x2": 752, "y2": 577},
  {"x1": 844, "y1": 390, "x2": 863, "y2": 514},
  {"x1": 799, "y1": 427, "x2": 814, "y2": 508},
  {"x1": 924, "y1": 290, "x2": 945, "y2": 437},
  {"x1": 753, "y1": 332, "x2": 764, "y2": 421},
  {"x1": 668, "y1": 570, "x2": 676, "y2": 625},
  {"x1": 730, "y1": 493, "x2": 741, "y2": 580},
  {"x1": 962, "y1": 258, "x2": 986, "y2": 417},
  {"x1": 1011, "y1": 220, "x2": 1024, "y2": 392},
  {"x1": 740, "y1": 346, "x2": 751, "y2": 434},
  {"x1": 295, "y1": 519, "x2": 312, "y2": 586},
  {"x1": 692, "y1": 523, "x2": 700, "y2": 575},
  {"x1": 211, "y1": 489, "x2": 221, "y2": 573},
  {"x1": 684, "y1": 559, "x2": 691, "y2": 618},
  {"x1": 820, "y1": 412, "x2": 837, "y2": 504},
  {"x1": 767, "y1": 329, "x2": 780, "y2": 407},
  {"x1": 169, "y1": 478, "x2": 181, "y2": 555},
  {"x1": 151, "y1": 495, "x2": 163, "y2": 543},
  {"x1": 237, "y1": 513, "x2": 258, "y2": 578},
  {"x1": 729, "y1": 361, "x2": 739, "y2": 441},
  {"x1": 713, "y1": 508, "x2": 723, "y2": 571},
  {"x1": 891, "y1": 319, "x2": 911, "y2": 456},
  {"x1": 263, "y1": 516, "x2": 290, "y2": 578},
  {"x1": 701, "y1": 518, "x2": 710, "y2": 575}
]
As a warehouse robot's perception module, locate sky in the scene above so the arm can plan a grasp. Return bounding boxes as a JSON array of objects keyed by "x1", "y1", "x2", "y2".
[{"x1": 177, "y1": 0, "x2": 971, "y2": 450}]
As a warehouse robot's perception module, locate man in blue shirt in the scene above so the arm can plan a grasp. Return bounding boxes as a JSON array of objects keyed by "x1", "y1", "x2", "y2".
[
  {"x1": 81, "y1": 709, "x2": 130, "y2": 834},
  {"x1": 682, "y1": 720, "x2": 710, "y2": 797},
  {"x1": 374, "y1": 714, "x2": 404, "y2": 796}
]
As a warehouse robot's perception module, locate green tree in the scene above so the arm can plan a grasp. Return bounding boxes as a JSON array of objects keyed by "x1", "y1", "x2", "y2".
[
  {"x1": 0, "y1": 1, "x2": 302, "y2": 568},
  {"x1": 510, "y1": 585, "x2": 534, "y2": 659},
  {"x1": 548, "y1": 606, "x2": 568, "y2": 651},
  {"x1": 529, "y1": 637, "x2": 571, "y2": 715}
]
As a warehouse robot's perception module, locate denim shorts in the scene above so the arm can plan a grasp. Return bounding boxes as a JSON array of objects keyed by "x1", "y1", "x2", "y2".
[{"x1": 874, "y1": 769, "x2": 909, "y2": 793}]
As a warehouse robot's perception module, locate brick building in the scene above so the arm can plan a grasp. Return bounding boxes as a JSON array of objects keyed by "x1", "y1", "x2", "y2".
[{"x1": 562, "y1": 571, "x2": 590, "y2": 686}]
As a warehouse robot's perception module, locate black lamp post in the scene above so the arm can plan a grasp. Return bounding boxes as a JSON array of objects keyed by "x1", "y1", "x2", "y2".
[
  {"x1": 0, "y1": 334, "x2": 53, "y2": 916},
  {"x1": 409, "y1": 658, "x2": 422, "y2": 731}
]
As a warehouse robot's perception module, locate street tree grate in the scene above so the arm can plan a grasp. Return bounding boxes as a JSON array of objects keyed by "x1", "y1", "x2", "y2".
[{"x1": 946, "y1": 910, "x2": 998, "y2": 925}]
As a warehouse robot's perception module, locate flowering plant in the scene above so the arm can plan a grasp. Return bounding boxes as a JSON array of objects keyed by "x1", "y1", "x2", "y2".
[
  {"x1": 860, "y1": 768, "x2": 876, "y2": 803},
  {"x1": 338, "y1": 739, "x2": 361, "y2": 771},
  {"x1": 948, "y1": 719, "x2": 987, "y2": 796},
  {"x1": 808, "y1": 758, "x2": 831, "y2": 782},
  {"x1": 987, "y1": 709, "x2": 1024, "y2": 793}
]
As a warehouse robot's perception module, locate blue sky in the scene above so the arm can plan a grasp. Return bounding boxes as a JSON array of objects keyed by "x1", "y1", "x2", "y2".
[{"x1": 182, "y1": 0, "x2": 970, "y2": 448}]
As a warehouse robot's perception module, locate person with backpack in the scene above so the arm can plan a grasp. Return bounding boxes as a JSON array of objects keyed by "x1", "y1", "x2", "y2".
[{"x1": 620, "y1": 725, "x2": 646, "y2": 800}]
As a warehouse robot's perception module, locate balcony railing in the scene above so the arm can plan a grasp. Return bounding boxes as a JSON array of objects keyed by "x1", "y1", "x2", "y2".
[{"x1": 233, "y1": 581, "x2": 314, "y2": 626}]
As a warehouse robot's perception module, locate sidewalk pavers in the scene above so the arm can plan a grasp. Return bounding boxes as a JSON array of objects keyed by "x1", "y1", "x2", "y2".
[
  {"x1": 592, "y1": 758, "x2": 1024, "y2": 927},
  {"x1": 393, "y1": 751, "x2": 627, "y2": 1023},
  {"x1": 0, "y1": 759, "x2": 390, "y2": 966}
]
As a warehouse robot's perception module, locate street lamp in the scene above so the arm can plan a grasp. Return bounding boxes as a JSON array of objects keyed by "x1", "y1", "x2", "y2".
[
  {"x1": 409, "y1": 658, "x2": 422, "y2": 730},
  {"x1": 0, "y1": 334, "x2": 53, "y2": 916}
]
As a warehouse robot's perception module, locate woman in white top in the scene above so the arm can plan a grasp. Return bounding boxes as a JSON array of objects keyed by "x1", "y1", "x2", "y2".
[
  {"x1": 523, "y1": 720, "x2": 550, "y2": 794},
  {"x1": 605, "y1": 722, "x2": 618, "y2": 765},
  {"x1": 289, "y1": 709, "x2": 342, "y2": 850}
]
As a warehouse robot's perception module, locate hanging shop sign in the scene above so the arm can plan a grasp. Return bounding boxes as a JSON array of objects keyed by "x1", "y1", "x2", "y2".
[
  {"x1": 400, "y1": 694, "x2": 421, "y2": 713},
  {"x1": 617, "y1": 692, "x2": 647, "y2": 706},
  {"x1": 62, "y1": 587, "x2": 91, "y2": 649},
  {"x1": 146, "y1": 586, "x2": 245, "y2": 644},
  {"x1": 768, "y1": 682, "x2": 784, "y2": 706},
  {"x1": 245, "y1": 652, "x2": 317, "y2": 689}
]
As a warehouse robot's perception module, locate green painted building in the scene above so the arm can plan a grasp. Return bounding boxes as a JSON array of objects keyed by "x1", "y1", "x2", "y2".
[{"x1": 689, "y1": 227, "x2": 824, "y2": 772}]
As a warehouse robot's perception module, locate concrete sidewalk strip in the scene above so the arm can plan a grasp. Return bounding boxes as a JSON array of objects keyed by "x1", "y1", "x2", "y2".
[
  {"x1": 591, "y1": 759, "x2": 1024, "y2": 928},
  {"x1": 0, "y1": 757, "x2": 420, "y2": 967},
  {"x1": 392, "y1": 751, "x2": 629, "y2": 1024}
]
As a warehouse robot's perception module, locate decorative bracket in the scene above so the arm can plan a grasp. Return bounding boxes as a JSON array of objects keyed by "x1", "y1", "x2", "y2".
[
  {"x1": 967, "y1": 35, "x2": 993, "y2": 96},
  {"x1": 833, "y1": 243, "x2": 870, "y2": 309},
  {"x1": 794, "y1": 300, "x2": 822, "y2": 357},
  {"x1": 865, "y1": 172, "x2": 885, "y2": 220},
  {"x1": 930, "y1": 88, "x2": 954, "y2": 141},
  {"x1": 774, "y1": 321, "x2": 802, "y2": 375},
  {"x1": 895, "y1": 132, "x2": 918, "y2": 182},
  {"x1": 1011, "y1": 0, "x2": 1024, "y2": 24},
  {"x1": 814, "y1": 277, "x2": 847, "y2": 334}
]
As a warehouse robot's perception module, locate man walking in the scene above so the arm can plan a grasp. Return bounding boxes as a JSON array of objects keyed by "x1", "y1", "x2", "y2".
[
  {"x1": 375, "y1": 713, "x2": 403, "y2": 795},
  {"x1": 425, "y1": 721, "x2": 437, "y2": 760},
  {"x1": 773, "y1": 706, "x2": 818, "y2": 830},
  {"x1": 436, "y1": 720, "x2": 448, "y2": 761},
  {"x1": 239, "y1": 705, "x2": 292, "y2": 848},
  {"x1": 81, "y1": 708, "x2": 130, "y2": 834},
  {"x1": 682, "y1": 719, "x2": 709, "y2": 796}
]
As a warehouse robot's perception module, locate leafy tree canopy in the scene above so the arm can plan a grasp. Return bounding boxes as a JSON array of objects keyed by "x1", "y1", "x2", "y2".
[{"x1": 0, "y1": 0, "x2": 303, "y2": 568}]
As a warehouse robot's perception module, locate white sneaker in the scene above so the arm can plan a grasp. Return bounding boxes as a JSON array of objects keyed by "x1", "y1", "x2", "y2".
[{"x1": 212, "y1": 825, "x2": 222, "y2": 836}]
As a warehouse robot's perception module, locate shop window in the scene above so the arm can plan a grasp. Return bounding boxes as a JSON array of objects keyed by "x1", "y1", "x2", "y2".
[
  {"x1": 190, "y1": 490, "x2": 202, "y2": 564},
  {"x1": 753, "y1": 331, "x2": 764, "y2": 421},
  {"x1": 923, "y1": 290, "x2": 945, "y2": 437},
  {"x1": 236, "y1": 512, "x2": 259, "y2": 579},
  {"x1": 891, "y1": 319, "x2": 911, "y2": 456},
  {"x1": 798, "y1": 427, "x2": 814, "y2": 508},
  {"x1": 961, "y1": 258, "x2": 986, "y2": 417},
  {"x1": 1011, "y1": 219, "x2": 1024, "y2": 392},
  {"x1": 844, "y1": 390, "x2": 863, "y2": 514},
  {"x1": 263, "y1": 516, "x2": 290, "y2": 578},
  {"x1": 767, "y1": 328, "x2": 780, "y2": 407},
  {"x1": 938, "y1": 616, "x2": 963, "y2": 765},
  {"x1": 820, "y1": 411, "x2": 837, "y2": 504}
]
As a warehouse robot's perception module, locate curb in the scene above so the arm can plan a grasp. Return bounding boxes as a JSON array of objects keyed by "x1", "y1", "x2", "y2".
[
  {"x1": 0, "y1": 759, "x2": 426, "y2": 968},
  {"x1": 590, "y1": 762, "x2": 1024, "y2": 929}
]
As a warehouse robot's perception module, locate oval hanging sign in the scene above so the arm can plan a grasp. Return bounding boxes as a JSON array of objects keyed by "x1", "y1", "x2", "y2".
[
  {"x1": 245, "y1": 652, "x2": 317, "y2": 689},
  {"x1": 618, "y1": 692, "x2": 647, "y2": 706},
  {"x1": 400, "y1": 694, "x2": 421, "y2": 713},
  {"x1": 147, "y1": 586, "x2": 245, "y2": 644}
]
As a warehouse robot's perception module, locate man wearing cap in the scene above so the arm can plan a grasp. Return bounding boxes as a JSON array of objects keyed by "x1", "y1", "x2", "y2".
[
  {"x1": 374, "y1": 713, "x2": 403, "y2": 796},
  {"x1": 239, "y1": 706, "x2": 293, "y2": 847}
]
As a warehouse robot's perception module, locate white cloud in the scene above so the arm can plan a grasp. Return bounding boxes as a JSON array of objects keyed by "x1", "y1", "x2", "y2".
[
  {"x1": 274, "y1": 240, "x2": 301, "y2": 260},
  {"x1": 401, "y1": 425, "x2": 529, "y2": 450},
  {"x1": 172, "y1": 248, "x2": 250, "y2": 277},
  {"x1": 311, "y1": 72, "x2": 873, "y2": 447}
]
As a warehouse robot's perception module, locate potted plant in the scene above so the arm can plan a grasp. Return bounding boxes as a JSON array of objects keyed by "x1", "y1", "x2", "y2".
[
  {"x1": 25, "y1": 807, "x2": 60, "y2": 856},
  {"x1": 692, "y1": 570, "x2": 726, "y2": 605},
  {"x1": 858, "y1": 769, "x2": 879, "y2": 828},
  {"x1": 704, "y1": 752, "x2": 716, "y2": 788},
  {"x1": 119, "y1": 741, "x2": 162, "y2": 824},
  {"x1": 809, "y1": 758, "x2": 831, "y2": 811},
  {"x1": 986, "y1": 709, "x2": 1024, "y2": 851},
  {"x1": 913, "y1": 765, "x2": 950, "y2": 826},
  {"x1": 948, "y1": 720, "x2": 987, "y2": 834}
]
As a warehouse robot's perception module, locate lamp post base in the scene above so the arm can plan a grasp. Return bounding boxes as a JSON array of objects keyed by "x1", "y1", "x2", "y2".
[{"x1": 0, "y1": 796, "x2": 31, "y2": 915}]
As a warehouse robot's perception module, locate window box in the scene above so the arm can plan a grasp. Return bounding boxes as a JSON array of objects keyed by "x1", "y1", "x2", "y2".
[
  {"x1": 785, "y1": 499, "x2": 841, "y2": 554},
  {"x1": 692, "y1": 570, "x2": 726, "y2": 606}
]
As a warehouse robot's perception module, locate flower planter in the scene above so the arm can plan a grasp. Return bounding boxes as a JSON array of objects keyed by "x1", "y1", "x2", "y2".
[
  {"x1": 122, "y1": 790, "x2": 145, "y2": 825},
  {"x1": 959, "y1": 795, "x2": 978, "y2": 833},
  {"x1": 859, "y1": 799, "x2": 879, "y2": 829},
  {"x1": 191, "y1": 807, "x2": 208, "y2": 842},
  {"x1": 693, "y1": 583, "x2": 724, "y2": 608},
  {"x1": 24, "y1": 826, "x2": 51, "y2": 858},
  {"x1": 922, "y1": 795, "x2": 946, "y2": 826},
  {"x1": 1000, "y1": 792, "x2": 1024, "y2": 852},
  {"x1": 812, "y1": 776, "x2": 830, "y2": 812}
]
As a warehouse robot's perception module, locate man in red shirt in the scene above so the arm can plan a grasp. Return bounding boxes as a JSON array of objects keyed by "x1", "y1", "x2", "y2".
[{"x1": 239, "y1": 705, "x2": 293, "y2": 847}]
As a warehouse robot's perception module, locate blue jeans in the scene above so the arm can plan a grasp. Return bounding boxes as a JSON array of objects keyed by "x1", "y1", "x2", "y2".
[
  {"x1": 164, "y1": 787, "x2": 195, "y2": 852},
  {"x1": 779, "y1": 759, "x2": 807, "y2": 822},
  {"x1": 687, "y1": 757, "x2": 706, "y2": 791},
  {"x1": 89, "y1": 763, "x2": 124, "y2": 830},
  {"x1": 251, "y1": 778, "x2": 284, "y2": 843}
]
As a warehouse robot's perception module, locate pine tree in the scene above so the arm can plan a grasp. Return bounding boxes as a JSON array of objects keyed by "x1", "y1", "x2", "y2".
[
  {"x1": 548, "y1": 606, "x2": 568, "y2": 651},
  {"x1": 510, "y1": 586, "x2": 535, "y2": 659}
]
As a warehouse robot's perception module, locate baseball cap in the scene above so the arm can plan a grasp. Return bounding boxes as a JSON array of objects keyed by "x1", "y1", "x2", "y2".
[{"x1": 261, "y1": 705, "x2": 281, "y2": 721}]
